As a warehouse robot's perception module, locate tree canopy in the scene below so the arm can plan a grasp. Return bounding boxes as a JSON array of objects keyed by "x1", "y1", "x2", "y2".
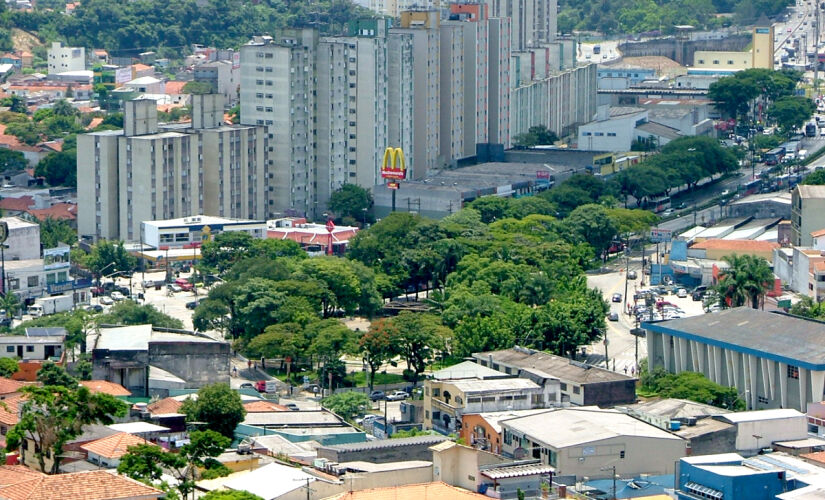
[
  {"x1": 180, "y1": 383, "x2": 246, "y2": 438},
  {"x1": 714, "y1": 254, "x2": 774, "y2": 309}
]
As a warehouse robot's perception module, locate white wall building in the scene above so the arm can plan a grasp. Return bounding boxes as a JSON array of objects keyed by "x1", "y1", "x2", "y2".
[
  {"x1": 142, "y1": 216, "x2": 266, "y2": 249},
  {"x1": 0, "y1": 217, "x2": 40, "y2": 261},
  {"x1": 577, "y1": 106, "x2": 648, "y2": 151},
  {"x1": 47, "y1": 42, "x2": 85, "y2": 74},
  {"x1": 439, "y1": 22, "x2": 465, "y2": 165}
]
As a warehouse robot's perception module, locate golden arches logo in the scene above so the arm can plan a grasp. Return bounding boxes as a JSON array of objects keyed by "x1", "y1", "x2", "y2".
[{"x1": 381, "y1": 147, "x2": 407, "y2": 180}]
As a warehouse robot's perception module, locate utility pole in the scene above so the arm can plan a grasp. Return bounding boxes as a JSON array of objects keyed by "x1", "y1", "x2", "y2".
[
  {"x1": 816, "y1": 0, "x2": 821, "y2": 95},
  {"x1": 600, "y1": 465, "x2": 617, "y2": 500}
]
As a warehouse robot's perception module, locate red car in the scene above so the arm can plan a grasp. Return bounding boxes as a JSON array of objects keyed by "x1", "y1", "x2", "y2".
[{"x1": 174, "y1": 278, "x2": 194, "y2": 291}]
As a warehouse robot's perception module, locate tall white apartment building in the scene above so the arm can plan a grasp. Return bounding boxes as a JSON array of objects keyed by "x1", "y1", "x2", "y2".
[
  {"x1": 239, "y1": 30, "x2": 317, "y2": 219},
  {"x1": 367, "y1": 0, "x2": 441, "y2": 17},
  {"x1": 391, "y1": 10, "x2": 440, "y2": 179},
  {"x1": 77, "y1": 96, "x2": 270, "y2": 242},
  {"x1": 482, "y1": 0, "x2": 557, "y2": 50},
  {"x1": 316, "y1": 19, "x2": 391, "y2": 211},
  {"x1": 47, "y1": 42, "x2": 85, "y2": 74},
  {"x1": 439, "y1": 22, "x2": 464, "y2": 165},
  {"x1": 387, "y1": 31, "x2": 416, "y2": 170},
  {"x1": 488, "y1": 17, "x2": 512, "y2": 148}
]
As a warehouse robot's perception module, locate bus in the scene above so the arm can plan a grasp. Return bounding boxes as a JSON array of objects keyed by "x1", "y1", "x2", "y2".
[
  {"x1": 806, "y1": 122, "x2": 818, "y2": 137},
  {"x1": 593, "y1": 45, "x2": 601, "y2": 54},
  {"x1": 764, "y1": 147, "x2": 786, "y2": 165},
  {"x1": 643, "y1": 194, "x2": 671, "y2": 213}
]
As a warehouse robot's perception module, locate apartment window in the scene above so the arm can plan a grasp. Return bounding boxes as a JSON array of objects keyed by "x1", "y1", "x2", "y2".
[
  {"x1": 713, "y1": 60, "x2": 720, "y2": 64},
  {"x1": 788, "y1": 365, "x2": 800, "y2": 379},
  {"x1": 27, "y1": 276, "x2": 38, "y2": 287},
  {"x1": 607, "y1": 132, "x2": 617, "y2": 137},
  {"x1": 265, "y1": 53, "x2": 273, "y2": 59},
  {"x1": 594, "y1": 132, "x2": 604, "y2": 136},
  {"x1": 255, "y1": 93, "x2": 264, "y2": 98},
  {"x1": 25, "y1": 346, "x2": 33, "y2": 353},
  {"x1": 582, "y1": 132, "x2": 592, "y2": 136},
  {"x1": 727, "y1": 60, "x2": 734, "y2": 65},
  {"x1": 256, "y1": 79, "x2": 264, "y2": 85},
  {"x1": 573, "y1": 386, "x2": 581, "y2": 394},
  {"x1": 560, "y1": 383, "x2": 567, "y2": 391},
  {"x1": 433, "y1": 388, "x2": 441, "y2": 397}
]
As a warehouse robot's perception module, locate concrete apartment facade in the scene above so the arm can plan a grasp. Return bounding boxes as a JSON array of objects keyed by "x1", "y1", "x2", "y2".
[
  {"x1": 488, "y1": 17, "x2": 512, "y2": 148},
  {"x1": 386, "y1": 31, "x2": 415, "y2": 170},
  {"x1": 78, "y1": 96, "x2": 269, "y2": 242},
  {"x1": 240, "y1": 30, "x2": 317, "y2": 219},
  {"x1": 792, "y1": 185, "x2": 825, "y2": 247},
  {"x1": 47, "y1": 42, "x2": 85, "y2": 74},
  {"x1": 439, "y1": 22, "x2": 465, "y2": 165}
]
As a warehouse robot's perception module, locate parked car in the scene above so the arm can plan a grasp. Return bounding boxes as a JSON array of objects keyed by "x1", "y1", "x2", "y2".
[
  {"x1": 627, "y1": 270, "x2": 637, "y2": 280},
  {"x1": 91, "y1": 286, "x2": 104, "y2": 297},
  {"x1": 608, "y1": 312, "x2": 619, "y2": 321},
  {"x1": 84, "y1": 304, "x2": 104, "y2": 313},
  {"x1": 285, "y1": 403, "x2": 300, "y2": 411},
  {"x1": 369, "y1": 390, "x2": 386, "y2": 401},
  {"x1": 99, "y1": 296, "x2": 114, "y2": 305},
  {"x1": 676, "y1": 288, "x2": 688, "y2": 298},
  {"x1": 186, "y1": 300, "x2": 200, "y2": 310},
  {"x1": 386, "y1": 391, "x2": 410, "y2": 401},
  {"x1": 611, "y1": 292, "x2": 622, "y2": 302},
  {"x1": 239, "y1": 383, "x2": 255, "y2": 389},
  {"x1": 110, "y1": 291, "x2": 125, "y2": 301},
  {"x1": 175, "y1": 278, "x2": 194, "y2": 291},
  {"x1": 115, "y1": 286, "x2": 130, "y2": 296},
  {"x1": 167, "y1": 284, "x2": 182, "y2": 293},
  {"x1": 662, "y1": 208, "x2": 674, "y2": 217},
  {"x1": 692, "y1": 291, "x2": 705, "y2": 301}
]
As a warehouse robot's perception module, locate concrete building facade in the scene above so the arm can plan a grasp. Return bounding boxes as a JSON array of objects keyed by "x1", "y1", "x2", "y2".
[
  {"x1": 645, "y1": 309, "x2": 825, "y2": 413},
  {"x1": 78, "y1": 96, "x2": 269, "y2": 242},
  {"x1": 488, "y1": 17, "x2": 512, "y2": 148},
  {"x1": 439, "y1": 22, "x2": 465, "y2": 165},
  {"x1": 792, "y1": 185, "x2": 825, "y2": 247},
  {"x1": 47, "y1": 42, "x2": 85, "y2": 74}
]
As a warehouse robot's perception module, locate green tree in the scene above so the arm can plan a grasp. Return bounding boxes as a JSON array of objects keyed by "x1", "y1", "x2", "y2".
[
  {"x1": 35, "y1": 150, "x2": 78, "y2": 187},
  {"x1": 39, "y1": 217, "x2": 77, "y2": 248},
  {"x1": 708, "y1": 73, "x2": 760, "y2": 119},
  {"x1": 117, "y1": 443, "x2": 173, "y2": 483},
  {"x1": 180, "y1": 383, "x2": 245, "y2": 439},
  {"x1": 328, "y1": 184, "x2": 373, "y2": 223},
  {"x1": 533, "y1": 287, "x2": 609, "y2": 357},
  {"x1": 85, "y1": 240, "x2": 137, "y2": 277},
  {"x1": 565, "y1": 204, "x2": 618, "y2": 260},
  {"x1": 468, "y1": 196, "x2": 512, "y2": 223},
  {"x1": 182, "y1": 80, "x2": 215, "y2": 94},
  {"x1": 321, "y1": 391, "x2": 370, "y2": 421},
  {"x1": 390, "y1": 312, "x2": 450, "y2": 385},
  {"x1": 201, "y1": 492, "x2": 264, "y2": 500},
  {"x1": 98, "y1": 301, "x2": 184, "y2": 329},
  {"x1": 359, "y1": 319, "x2": 399, "y2": 391},
  {"x1": 803, "y1": 170, "x2": 825, "y2": 185},
  {"x1": 0, "y1": 358, "x2": 18, "y2": 378},
  {"x1": 0, "y1": 292, "x2": 21, "y2": 320},
  {"x1": 6, "y1": 384, "x2": 128, "y2": 474},
  {"x1": 0, "y1": 148, "x2": 27, "y2": 171},
  {"x1": 513, "y1": 125, "x2": 558, "y2": 148},
  {"x1": 36, "y1": 361, "x2": 77, "y2": 388},
  {"x1": 715, "y1": 254, "x2": 774, "y2": 309},
  {"x1": 299, "y1": 257, "x2": 362, "y2": 316},
  {"x1": 770, "y1": 95, "x2": 816, "y2": 135},
  {"x1": 199, "y1": 231, "x2": 255, "y2": 273}
]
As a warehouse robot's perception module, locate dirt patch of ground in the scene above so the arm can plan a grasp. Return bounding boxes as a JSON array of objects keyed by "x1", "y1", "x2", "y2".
[
  {"x1": 11, "y1": 29, "x2": 42, "y2": 54},
  {"x1": 610, "y1": 55, "x2": 688, "y2": 78}
]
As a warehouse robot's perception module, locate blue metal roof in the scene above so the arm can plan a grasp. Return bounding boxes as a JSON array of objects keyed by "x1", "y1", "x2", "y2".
[{"x1": 642, "y1": 309, "x2": 825, "y2": 371}]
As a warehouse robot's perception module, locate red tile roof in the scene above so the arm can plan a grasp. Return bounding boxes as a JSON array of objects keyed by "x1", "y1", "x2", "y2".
[
  {"x1": 164, "y1": 81, "x2": 187, "y2": 94},
  {"x1": 691, "y1": 239, "x2": 780, "y2": 252},
  {"x1": 0, "y1": 467, "x2": 162, "y2": 499},
  {"x1": 812, "y1": 229, "x2": 825, "y2": 238},
  {"x1": 243, "y1": 400, "x2": 288, "y2": 412},
  {"x1": 132, "y1": 63, "x2": 153, "y2": 72},
  {"x1": 0, "y1": 378, "x2": 24, "y2": 395},
  {"x1": 80, "y1": 432, "x2": 150, "y2": 459},
  {"x1": 145, "y1": 397, "x2": 183, "y2": 415},
  {"x1": 803, "y1": 450, "x2": 825, "y2": 466},
  {"x1": 27, "y1": 202, "x2": 77, "y2": 222},
  {"x1": 0, "y1": 394, "x2": 25, "y2": 427},
  {"x1": 79, "y1": 380, "x2": 131, "y2": 396},
  {"x1": 86, "y1": 117, "x2": 103, "y2": 130},
  {"x1": 0, "y1": 196, "x2": 34, "y2": 213}
]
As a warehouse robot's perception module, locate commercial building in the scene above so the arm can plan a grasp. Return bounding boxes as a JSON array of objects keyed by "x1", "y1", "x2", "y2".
[
  {"x1": 78, "y1": 95, "x2": 270, "y2": 242},
  {"x1": 141, "y1": 215, "x2": 266, "y2": 250},
  {"x1": 692, "y1": 24, "x2": 775, "y2": 73},
  {"x1": 577, "y1": 106, "x2": 680, "y2": 152},
  {"x1": 459, "y1": 409, "x2": 552, "y2": 454},
  {"x1": 239, "y1": 31, "x2": 317, "y2": 219},
  {"x1": 792, "y1": 185, "x2": 825, "y2": 247},
  {"x1": 499, "y1": 407, "x2": 686, "y2": 479},
  {"x1": 88, "y1": 324, "x2": 230, "y2": 397},
  {"x1": 729, "y1": 192, "x2": 792, "y2": 220},
  {"x1": 317, "y1": 435, "x2": 448, "y2": 464},
  {"x1": 473, "y1": 347, "x2": 637, "y2": 407},
  {"x1": 47, "y1": 41, "x2": 85, "y2": 74},
  {"x1": 644, "y1": 308, "x2": 825, "y2": 412}
]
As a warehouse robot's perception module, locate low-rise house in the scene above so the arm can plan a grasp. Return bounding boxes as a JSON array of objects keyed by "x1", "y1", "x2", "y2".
[
  {"x1": 0, "y1": 377, "x2": 24, "y2": 398},
  {"x1": 80, "y1": 432, "x2": 151, "y2": 468},
  {"x1": 500, "y1": 407, "x2": 686, "y2": 479},
  {"x1": 459, "y1": 409, "x2": 551, "y2": 454},
  {"x1": 324, "y1": 482, "x2": 488, "y2": 500},
  {"x1": 18, "y1": 423, "x2": 120, "y2": 472},
  {"x1": 714, "y1": 409, "x2": 808, "y2": 455},
  {"x1": 0, "y1": 332, "x2": 64, "y2": 361},
  {"x1": 473, "y1": 347, "x2": 636, "y2": 406},
  {"x1": 79, "y1": 380, "x2": 132, "y2": 397},
  {"x1": 317, "y1": 435, "x2": 448, "y2": 464},
  {"x1": 621, "y1": 398, "x2": 729, "y2": 430},
  {"x1": 0, "y1": 465, "x2": 163, "y2": 499},
  {"x1": 423, "y1": 377, "x2": 549, "y2": 434}
]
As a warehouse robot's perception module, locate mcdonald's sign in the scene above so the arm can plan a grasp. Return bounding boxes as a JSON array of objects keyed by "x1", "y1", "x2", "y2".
[{"x1": 381, "y1": 147, "x2": 407, "y2": 180}]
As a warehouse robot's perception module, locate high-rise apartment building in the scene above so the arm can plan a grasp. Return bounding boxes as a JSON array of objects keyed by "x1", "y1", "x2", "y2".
[
  {"x1": 439, "y1": 22, "x2": 465, "y2": 165},
  {"x1": 316, "y1": 19, "x2": 392, "y2": 212},
  {"x1": 391, "y1": 10, "x2": 441, "y2": 178},
  {"x1": 77, "y1": 96, "x2": 270, "y2": 242},
  {"x1": 482, "y1": 0, "x2": 557, "y2": 50},
  {"x1": 366, "y1": 0, "x2": 441, "y2": 17},
  {"x1": 239, "y1": 30, "x2": 317, "y2": 219},
  {"x1": 488, "y1": 16, "x2": 512, "y2": 148},
  {"x1": 387, "y1": 31, "x2": 416, "y2": 170}
]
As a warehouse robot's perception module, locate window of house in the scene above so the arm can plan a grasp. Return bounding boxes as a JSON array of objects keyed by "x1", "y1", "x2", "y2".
[
  {"x1": 455, "y1": 396, "x2": 463, "y2": 405},
  {"x1": 713, "y1": 60, "x2": 720, "y2": 64},
  {"x1": 433, "y1": 388, "x2": 440, "y2": 397},
  {"x1": 560, "y1": 383, "x2": 567, "y2": 391},
  {"x1": 25, "y1": 346, "x2": 33, "y2": 352},
  {"x1": 5, "y1": 346, "x2": 12, "y2": 353},
  {"x1": 27, "y1": 276, "x2": 37, "y2": 288},
  {"x1": 788, "y1": 365, "x2": 800, "y2": 379},
  {"x1": 620, "y1": 450, "x2": 626, "y2": 459},
  {"x1": 698, "y1": 59, "x2": 705, "y2": 64},
  {"x1": 573, "y1": 386, "x2": 581, "y2": 394}
]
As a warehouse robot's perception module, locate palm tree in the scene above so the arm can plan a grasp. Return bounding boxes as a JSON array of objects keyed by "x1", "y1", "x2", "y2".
[
  {"x1": 716, "y1": 254, "x2": 774, "y2": 309},
  {"x1": 0, "y1": 292, "x2": 20, "y2": 319}
]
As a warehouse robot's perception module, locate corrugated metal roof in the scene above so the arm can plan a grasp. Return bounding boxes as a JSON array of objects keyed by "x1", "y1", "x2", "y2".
[
  {"x1": 321, "y1": 434, "x2": 448, "y2": 453},
  {"x1": 480, "y1": 463, "x2": 554, "y2": 479}
]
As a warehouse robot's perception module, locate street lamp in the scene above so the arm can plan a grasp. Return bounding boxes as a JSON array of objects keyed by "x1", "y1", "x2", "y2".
[
  {"x1": 361, "y1": 207, "x2": 368, "y2": 227},
  {"x1": 600, "y1": 465, "x2": 618, "y2": 500}
]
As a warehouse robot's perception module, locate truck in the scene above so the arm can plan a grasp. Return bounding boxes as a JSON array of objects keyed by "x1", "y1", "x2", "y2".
[
  {"x1": 255, "y1": 380, "x2": 279, "y2": 393},
  {"x1": 27, "y1": 295, "x2": 74, "y2": 317}
]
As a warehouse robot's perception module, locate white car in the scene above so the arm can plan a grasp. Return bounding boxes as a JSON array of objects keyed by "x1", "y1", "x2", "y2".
[
  {"x1": 99, "y1": 296, "x2": 114, "y2": 305},
  {"x1": 385, "y1": 391, "x2": 410, "y2": 401},
  {"x1": 676, "y1": 288, "x2": 687, "y2": 298},
  {"x1": 111, "y1": 291, "x2": 125, "y2": 301}
]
